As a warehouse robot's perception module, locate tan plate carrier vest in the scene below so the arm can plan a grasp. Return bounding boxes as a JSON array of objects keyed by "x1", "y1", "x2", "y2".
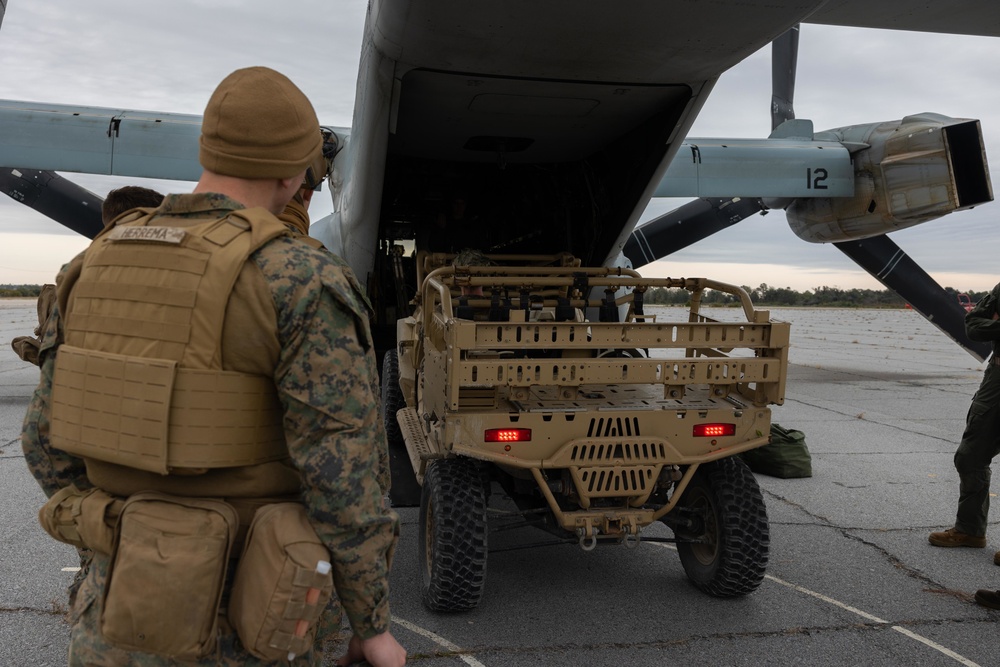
[{"x1": 50, "y1": 208, "x2": 290, "y2": 475}]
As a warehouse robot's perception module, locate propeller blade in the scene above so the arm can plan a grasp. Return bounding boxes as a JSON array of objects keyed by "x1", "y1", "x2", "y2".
[
  {"x1": 625, "y1": 197, "x2": 765, "y2": 268},
  {"x1": 834, "y1": 235, "x2": 990, "y2": 361},
  {"x1": 0, "y1": 168, "x2": 104, "y2": 239},
  {"x1": 771, "y1": 25, "x2": 799, "y2": 131}
]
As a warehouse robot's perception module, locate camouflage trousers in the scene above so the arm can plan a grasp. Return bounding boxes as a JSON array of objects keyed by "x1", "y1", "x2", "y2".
[{"x1": 68, "y1": 554, "x2": 343, "y2": 666}]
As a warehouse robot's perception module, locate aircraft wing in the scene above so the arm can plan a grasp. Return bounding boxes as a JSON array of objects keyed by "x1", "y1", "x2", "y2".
[
  {"x1": 0, "y1": 100, "x2": 349, "y2": 182},
  {"x1": 804, "y1": 2, "x2": 1000, "y2": 38},
  {"x1": 0, "y1": 101, "x2": 203, "y2": 181}
]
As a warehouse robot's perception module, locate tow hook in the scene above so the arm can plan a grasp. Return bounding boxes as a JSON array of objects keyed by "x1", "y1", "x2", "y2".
[{"x1": 577, "y1": 527, "x2": 598, "y2": 552}]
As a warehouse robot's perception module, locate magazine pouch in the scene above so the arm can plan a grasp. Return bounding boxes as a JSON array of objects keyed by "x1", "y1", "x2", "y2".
[
  {"x1": 101, "y1": 492, "x2": 237, "y2": 659},
  {"x1": 38, "y1": 485, "x2": 120, "y2": 555},
  {"x1": 229, "y1": 502, "x2": 333, "y2": 661}
]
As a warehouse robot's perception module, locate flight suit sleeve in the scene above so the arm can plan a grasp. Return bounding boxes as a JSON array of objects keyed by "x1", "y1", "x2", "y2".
[
  {"x1": 256, "y1": 238, "x2": 398, "y2": 639},
  {"x1": 965, "y1": 283, "x2": 1000, "y2": 343},
  {"x1": 21, "y1": 262, "x2": 90, "y2": 498}
]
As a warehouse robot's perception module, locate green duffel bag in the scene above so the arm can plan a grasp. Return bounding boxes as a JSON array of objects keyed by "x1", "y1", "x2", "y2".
[{"x1": 741, "y1": 423, "x2": 812, "y2": 478}]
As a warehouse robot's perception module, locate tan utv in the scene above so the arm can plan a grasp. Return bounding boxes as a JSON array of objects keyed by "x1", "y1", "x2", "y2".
[{"x1": 381, "y1": 252, "x2": 789, "y2": 612}]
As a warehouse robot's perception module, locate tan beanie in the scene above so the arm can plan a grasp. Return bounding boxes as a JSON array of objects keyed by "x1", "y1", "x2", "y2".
[{"x1": 199, "y1": 67, "x2": 322, "y2": 179}]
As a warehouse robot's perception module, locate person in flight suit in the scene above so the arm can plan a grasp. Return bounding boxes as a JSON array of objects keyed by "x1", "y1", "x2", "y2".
[
  {"x1": 929, "y1": 282, "x2": 1000, "y2": 608},
  {"x1": 21, "y1": 66, "x2": 405, "y2": 666}
]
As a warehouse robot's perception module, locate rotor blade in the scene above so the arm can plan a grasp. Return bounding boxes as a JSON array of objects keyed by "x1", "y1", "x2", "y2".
[
  {"x1": 0, "y1": 168, "x2": 104, "y2": 238},
  {"x1": 834, "y1": 235, "x2": 990, "y2": 361},
  {"x1": 624, "y1": 197, "x2": 765, "y2": 268},
  {"x1": 771, "y1": 25, "x2": 799, "y2": 131}
]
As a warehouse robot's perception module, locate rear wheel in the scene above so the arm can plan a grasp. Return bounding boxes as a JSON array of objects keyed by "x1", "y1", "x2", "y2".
[
  {"x1": 381, "y1": 350, "x2": 421, "y2": 507},
  {"x1": 675, "y1": 456, "x2": 769, "y2": 597},
  {"x1": 419, "y1": 458, "x2": 488, "y2": 612}
]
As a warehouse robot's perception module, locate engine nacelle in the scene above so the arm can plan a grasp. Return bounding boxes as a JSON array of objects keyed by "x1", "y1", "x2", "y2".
[{"x1": 784, "y1": 113, "x2": 992, "y2": 243}]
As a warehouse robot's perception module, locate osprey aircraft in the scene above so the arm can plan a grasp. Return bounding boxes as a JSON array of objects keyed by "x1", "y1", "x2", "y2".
[{"x1": 0, "y1": 1, "x2": 998, "y2": 358}]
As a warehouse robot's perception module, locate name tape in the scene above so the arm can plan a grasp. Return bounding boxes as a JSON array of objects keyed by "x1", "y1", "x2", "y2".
[{"x1": 107, "y1": 226, "x2": 186, "y2": 244}]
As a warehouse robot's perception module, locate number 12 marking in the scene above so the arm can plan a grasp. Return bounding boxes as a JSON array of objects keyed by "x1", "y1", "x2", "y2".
[{"x1": 807, "y1": 168, "x2": 828, "y2": 190}]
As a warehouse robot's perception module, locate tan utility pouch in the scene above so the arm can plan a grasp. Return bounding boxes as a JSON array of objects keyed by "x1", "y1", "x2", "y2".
[
  {"x1": 38, "y1": 485, "x2": 120, "y2": 555},
  {"x1": 101, "y1": 492, "x2": 237, "y2": 660},
  {"x1": 229, "y1": 503, "x2": 334, "y2": 662}
]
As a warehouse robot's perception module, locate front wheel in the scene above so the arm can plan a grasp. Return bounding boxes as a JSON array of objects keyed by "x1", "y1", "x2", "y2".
[
  {"x1": 419, "y1": 458, "x2": 488, "y2": 612},
  {"x1": 674, "y1": 456, "x2": 769, "y2": 597}
]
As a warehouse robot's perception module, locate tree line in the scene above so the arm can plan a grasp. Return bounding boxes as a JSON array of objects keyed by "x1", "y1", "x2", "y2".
[
  {"x1": 0, "y1": 284, "x2": 45, "y2": 297},
  {"x1": 644, "y1": 283, "x2": 989, "y2": 308},
  {"x1": 2, "y1": 282, "x2": 990, "y2": 309}
]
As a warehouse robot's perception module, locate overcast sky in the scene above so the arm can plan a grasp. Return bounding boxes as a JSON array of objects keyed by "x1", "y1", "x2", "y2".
[{"x1": 0, "y1": 1, "x2": 999, "y2": 292}]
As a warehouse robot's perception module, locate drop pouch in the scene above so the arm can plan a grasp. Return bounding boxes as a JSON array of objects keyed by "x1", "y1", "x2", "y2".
[
  {"x1": 101, "y1": 491, "x2": 237, "y2": 660},
  {"x1": 38, "y1": 485, "x2": 120, "y2": 555},
  {"x1": 229, "y1": 502, "x2": 334, "y2": 662}
]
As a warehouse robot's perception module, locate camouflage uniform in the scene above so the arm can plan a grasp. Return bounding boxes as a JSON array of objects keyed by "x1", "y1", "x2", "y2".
[
  {"x1": 22, "y1": 192, "x2": 399, "y2": 665},
  {"x1": 953, "y1": 282, "x2": 1000, "y2": 537},
  {"x1": 10, "y1": 283, "x2": 57, "y2": 365},
  {"x1": 278, "y1": 195, "x2": 389, "y2": 494}
]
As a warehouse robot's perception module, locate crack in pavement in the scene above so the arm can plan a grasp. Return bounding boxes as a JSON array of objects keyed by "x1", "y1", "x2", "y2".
[
  {"x1": 783, "y1": 397, "x2": 957, "y2": 444},
  {"x1": 400, "y1": 618, "x2": 996, "y2": 662},
  {"x1": 763, "y1": 489, "x2": 955, "y2": 594},
  {"x1": 0, "y1": 395, "x2": 31, "y2": 405},
  {"x1": 767, "y1": 519, "x2": 1000, "y2": 535},
  {"x1": 0, "y1": 604, "x2": 66, "y2": 618}
]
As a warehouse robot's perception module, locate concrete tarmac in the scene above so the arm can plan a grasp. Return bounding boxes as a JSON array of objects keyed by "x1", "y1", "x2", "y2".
[{"x1": 2, "y1": 299, "x2": 999, "y2": 666}]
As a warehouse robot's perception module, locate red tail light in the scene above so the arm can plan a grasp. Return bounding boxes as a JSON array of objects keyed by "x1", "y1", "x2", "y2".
[
  {"x1": 485, "y1": 428, "x2": 532, "y2": 443},
  {"x1": 693, "y1": 423, "x2": 736, "y2": 437}
]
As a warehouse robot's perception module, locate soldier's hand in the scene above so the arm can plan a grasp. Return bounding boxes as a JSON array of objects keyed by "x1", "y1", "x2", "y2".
[{"x1": 336, "y1": 631, "x2": 406, "y2": 667}]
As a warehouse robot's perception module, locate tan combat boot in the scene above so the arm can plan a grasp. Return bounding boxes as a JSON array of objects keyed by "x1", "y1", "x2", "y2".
[
  {"x1": 994, "y1": 551, "x2": 1000, "y2": 566},
  {"x1": 928, "y1": 527, "x2": 987, "y2": 548}
]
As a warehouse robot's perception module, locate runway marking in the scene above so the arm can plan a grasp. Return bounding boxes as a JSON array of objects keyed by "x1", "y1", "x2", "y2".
[
  {"x1": 891, "y1": 626, "x2": 981, "y2": 667},
  {"x1": 393, "y1": 616, "x2": 487, "y2": 667},
  {"x1": 653, "y1": 544, "x2": 980, "y2": 667},
  {"x1": 764, "y1": 574, "x2": 885, "y2": 623},
  {"x1": 766, "y1": 575, "x2": 979, "y2": 667}
]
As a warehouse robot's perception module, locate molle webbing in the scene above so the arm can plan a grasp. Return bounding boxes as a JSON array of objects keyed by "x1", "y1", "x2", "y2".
[
  {"x1": 51, "y1": 345, "x2": 286, "y2": 474},
  {"x1": 51, "y1": 208, "x2": 291, "y2": 473},
  {"x1": 62, "y1": 210, "x2": 287, "y2": 368}
]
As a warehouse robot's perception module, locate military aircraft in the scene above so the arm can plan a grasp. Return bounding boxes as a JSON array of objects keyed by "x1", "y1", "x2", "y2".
[{"x1": 0, "y1": 1, "x2": 999, "y2": 359}]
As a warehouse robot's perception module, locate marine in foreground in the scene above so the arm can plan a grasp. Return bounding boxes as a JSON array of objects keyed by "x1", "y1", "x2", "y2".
[{"x1": 20, "y1": 66, "x2": 405, "y2": 666}]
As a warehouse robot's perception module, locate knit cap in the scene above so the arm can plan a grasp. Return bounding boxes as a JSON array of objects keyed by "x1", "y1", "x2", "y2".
[{"x1": 199, "y1": 67, "x2": 322, "y2": 179}]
